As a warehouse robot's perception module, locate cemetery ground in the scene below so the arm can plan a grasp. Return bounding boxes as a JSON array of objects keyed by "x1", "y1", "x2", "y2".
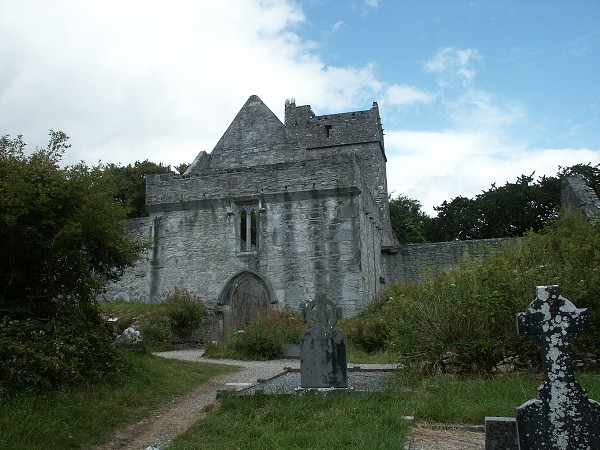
[
  {"x1": 3, "y1": 215, "x2": 599, "y2": 448},
  {"x1": 1, "y1": 346, "x2": 599, "y2": 449}
]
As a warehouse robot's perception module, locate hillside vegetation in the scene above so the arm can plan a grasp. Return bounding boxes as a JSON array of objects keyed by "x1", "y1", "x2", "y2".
[{"x1": 342, "y1": 214, "x2": 600, "y2": 372}]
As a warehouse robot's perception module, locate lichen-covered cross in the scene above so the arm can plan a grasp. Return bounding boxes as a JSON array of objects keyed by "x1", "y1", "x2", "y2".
[
  {"x1": 515, "y1": 285, "x2": 599, "y2": 450},
  {"x1": 517, "y1": 285, "x2": 588, "y2": 385},
  {"x1": 299, "y1": 293, "x2": 348, "y2": 389}
]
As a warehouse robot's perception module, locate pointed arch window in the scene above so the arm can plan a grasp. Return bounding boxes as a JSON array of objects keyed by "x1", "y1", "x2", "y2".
[{"x1": 239, "y1": 205, "x2": 258, "y2": 252}]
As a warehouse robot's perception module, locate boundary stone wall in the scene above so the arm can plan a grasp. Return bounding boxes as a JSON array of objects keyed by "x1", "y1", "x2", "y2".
[{"x1": 382, "y1": 238, "x2": 512, "y2": 285}]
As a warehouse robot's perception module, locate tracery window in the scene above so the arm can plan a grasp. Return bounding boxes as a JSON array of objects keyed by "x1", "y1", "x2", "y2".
[{"x1": 239, "y1": 205, "x2": 258, "y2": 252}]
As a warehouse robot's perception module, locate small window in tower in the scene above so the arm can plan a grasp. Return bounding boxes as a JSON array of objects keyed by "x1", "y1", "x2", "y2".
[{"x1": 325, "y1": 124, "x2": 332, "y2": 138}]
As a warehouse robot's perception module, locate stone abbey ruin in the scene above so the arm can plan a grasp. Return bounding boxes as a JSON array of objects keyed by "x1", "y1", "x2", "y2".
[{"x1": 104, "y1": 95, "x2": 598, "y2": 330}]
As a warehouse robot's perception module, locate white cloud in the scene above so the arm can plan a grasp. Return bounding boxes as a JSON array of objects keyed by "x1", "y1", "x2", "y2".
[
  {"x1": 0, "y1": 0, "x2": 383, "y2": 167},
  {"x1": 333, "y1": 20, "x2": 345, "y2": 31},
  {"x1": 446, "y1": 90, "x2": 528, "y2": 127},
  {"x1": 383, "y1": 84, "x2": 435, "y2": 107},
  {"x1": 1, "y1": 1, "x2": 597, "y2": 218},
  {"x1": 425, "y1": 47, "x2": 482, "y2": 88},
  {"x1": 385, "y1": 129, "x2": 599, "y2": 214},
  {"x1": 365, "y1": 0, "x2": 379, "y2": 7}
]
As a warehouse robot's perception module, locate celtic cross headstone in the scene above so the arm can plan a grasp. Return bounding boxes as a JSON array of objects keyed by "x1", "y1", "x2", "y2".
[
  {"x1": 299, "y1": 293, "x2": 347, "y2": 388},
  {"x1": 515, "y1": 285, "x2": 600, "y2": 449}
]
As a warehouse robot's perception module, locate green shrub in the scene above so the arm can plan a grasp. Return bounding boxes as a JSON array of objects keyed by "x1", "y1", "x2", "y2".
[
  {"x1": 0, "y1": 300, "x2": 129, "y2": 393},
  {"x1": 162, "y1": 288, "x2": 207, "y2": 336},
  {"x1": 138, "y1": 313, "x2": 173, "y2": 351},
  {"x1": 207, "y1": 306, "x2": 306, "y2": 360},
  {"x1": 341, "y1": 315, "x2": 391, "y2": 352},
  {"x1": 102, "y1": 288, "x2": 207, "y2": 351}
]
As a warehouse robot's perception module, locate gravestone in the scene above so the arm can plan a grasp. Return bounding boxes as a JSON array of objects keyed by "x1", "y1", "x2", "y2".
[
  {"x1": 515, "y1": 285, "x2": 600, "y2": 449},
  {"x1": 299, "y1": 294, "x2": 348, "y2": 389}
]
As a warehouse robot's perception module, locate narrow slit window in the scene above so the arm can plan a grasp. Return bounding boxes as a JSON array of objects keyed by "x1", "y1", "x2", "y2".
[{"x1": 325, "y1": 124, "x2": 332, "y2": 138}]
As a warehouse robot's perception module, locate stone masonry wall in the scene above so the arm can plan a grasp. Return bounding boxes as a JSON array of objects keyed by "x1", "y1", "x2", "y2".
[
  {"x1": 382, "y1": 238, "x2": 513, "y2": 285},
  {"x1": 146, "y1": 154, "x2": 362, "y2": 211},
  {"x1": 101, "y1": 217, "x2": 152, "y2": 303},
  {"x1": 105, "y1": 153, "x2": 377, "y2": 316}
]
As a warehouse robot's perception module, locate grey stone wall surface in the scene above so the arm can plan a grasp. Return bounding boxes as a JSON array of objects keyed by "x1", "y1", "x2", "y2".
[
  {"x1": 106, "y1": 157, "x2": 381, "y2": 316},
  {"x1": 101, "y1": 217, "x2": 152, "y2": 303},
  {"x1": 383, "y1": 238, "x2": 513, "y2": 285}
]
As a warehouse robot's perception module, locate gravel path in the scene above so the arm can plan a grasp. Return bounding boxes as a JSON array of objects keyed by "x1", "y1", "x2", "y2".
[{"x1": 95, "y1": 350, "x2": 484, "y2": 450}]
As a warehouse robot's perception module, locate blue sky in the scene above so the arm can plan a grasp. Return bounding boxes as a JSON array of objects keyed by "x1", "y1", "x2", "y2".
[
  {"x1": 297, "y1": 0, "x2": 599, "y2": 148},
  {"x1": 1, "y1": 0, "x2": 598, "y2": 213}
]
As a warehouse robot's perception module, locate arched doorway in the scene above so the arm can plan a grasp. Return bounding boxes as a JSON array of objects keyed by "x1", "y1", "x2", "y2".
[{"x1": 217, "y1": 271, "x2": 277, "y2": 335}]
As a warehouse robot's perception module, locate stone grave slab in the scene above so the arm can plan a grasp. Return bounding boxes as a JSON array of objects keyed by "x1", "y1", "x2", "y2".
[{"x1": 299, "y1": 293, "x2": 348, "y2": 389}]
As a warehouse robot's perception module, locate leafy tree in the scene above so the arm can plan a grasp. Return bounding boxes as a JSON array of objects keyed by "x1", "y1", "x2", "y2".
[
  {"x1": 388, "y1": 195, "x2": 431, "y2": 243},
  {"x1": 426, "y1": 196, "x2": 481, "y2": 242},
  {"x1": 103, "y1": 160, "x2": 174, "y2": 218},
  {"x1": 425, "y1": 164, "x2": 598, "y2": 242},
  {"x1": 0, "y1": 131, "x2": 142, "y2": 317},
  {"x1": 0, "y1": 131, "x2": 141, "y2": 391}
]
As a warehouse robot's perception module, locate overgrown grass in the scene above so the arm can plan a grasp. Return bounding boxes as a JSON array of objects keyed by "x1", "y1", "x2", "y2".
[
  {"x1": 100, "y1": 288, "x2": 208, "y2": 351},
  {"x1": 100, "y1": 300, "x2": 168, "y2": 324},
  {"x1": 346, "y1": 346, "x2": 396, "y2": 364},
  {"x1": 390, "y1": 371, "x2": 600, "y2": 423},
  {"x1": 0, "y1": 352, "x2": 237, "y2": 450},
  {"x1": 170, "y1": 371, "x2": 600, "y2": 449},
  {"x1": 343, "y1": 215, "x2": 600, "y2": 372}
]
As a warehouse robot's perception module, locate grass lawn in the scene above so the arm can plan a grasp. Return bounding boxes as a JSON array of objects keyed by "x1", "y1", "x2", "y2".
[
  {"x1": 0, "y1": 352, "x2": 237, "y2": 450},
  {"x1": 3, "y1": 339, "x2": 598, "y2": 450},
  {"x1": 170, "y1": 392, "x2": 411, "y2": 450},
  {"x1": 171, "y1": 370, "x2": 600, "y2": 450}
]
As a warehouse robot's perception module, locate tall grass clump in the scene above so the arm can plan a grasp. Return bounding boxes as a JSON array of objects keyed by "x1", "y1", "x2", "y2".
[{"x1": 343, "y1": 215, "x2": 600, "y2": 372}]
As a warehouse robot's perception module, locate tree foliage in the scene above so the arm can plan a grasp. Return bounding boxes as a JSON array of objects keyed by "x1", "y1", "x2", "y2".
[
  {"x1": 388, "y1": 195, "x2": 430, "y2": 244},
  {"x1": 387, "y1": 163, "x2": 599, "y2": 243},
  {"x1": 0, "y1": 131, "x2": 141, "y2": 391},
  {"x1": 0, "y1": 131, "x2": 142, "y2": 318},
  {"x1": 103, "y1": 160, "x2": 174, "y2": 218},
  {"x1": 426, "y1": 173, "x2": 562, "y2": 241}
]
